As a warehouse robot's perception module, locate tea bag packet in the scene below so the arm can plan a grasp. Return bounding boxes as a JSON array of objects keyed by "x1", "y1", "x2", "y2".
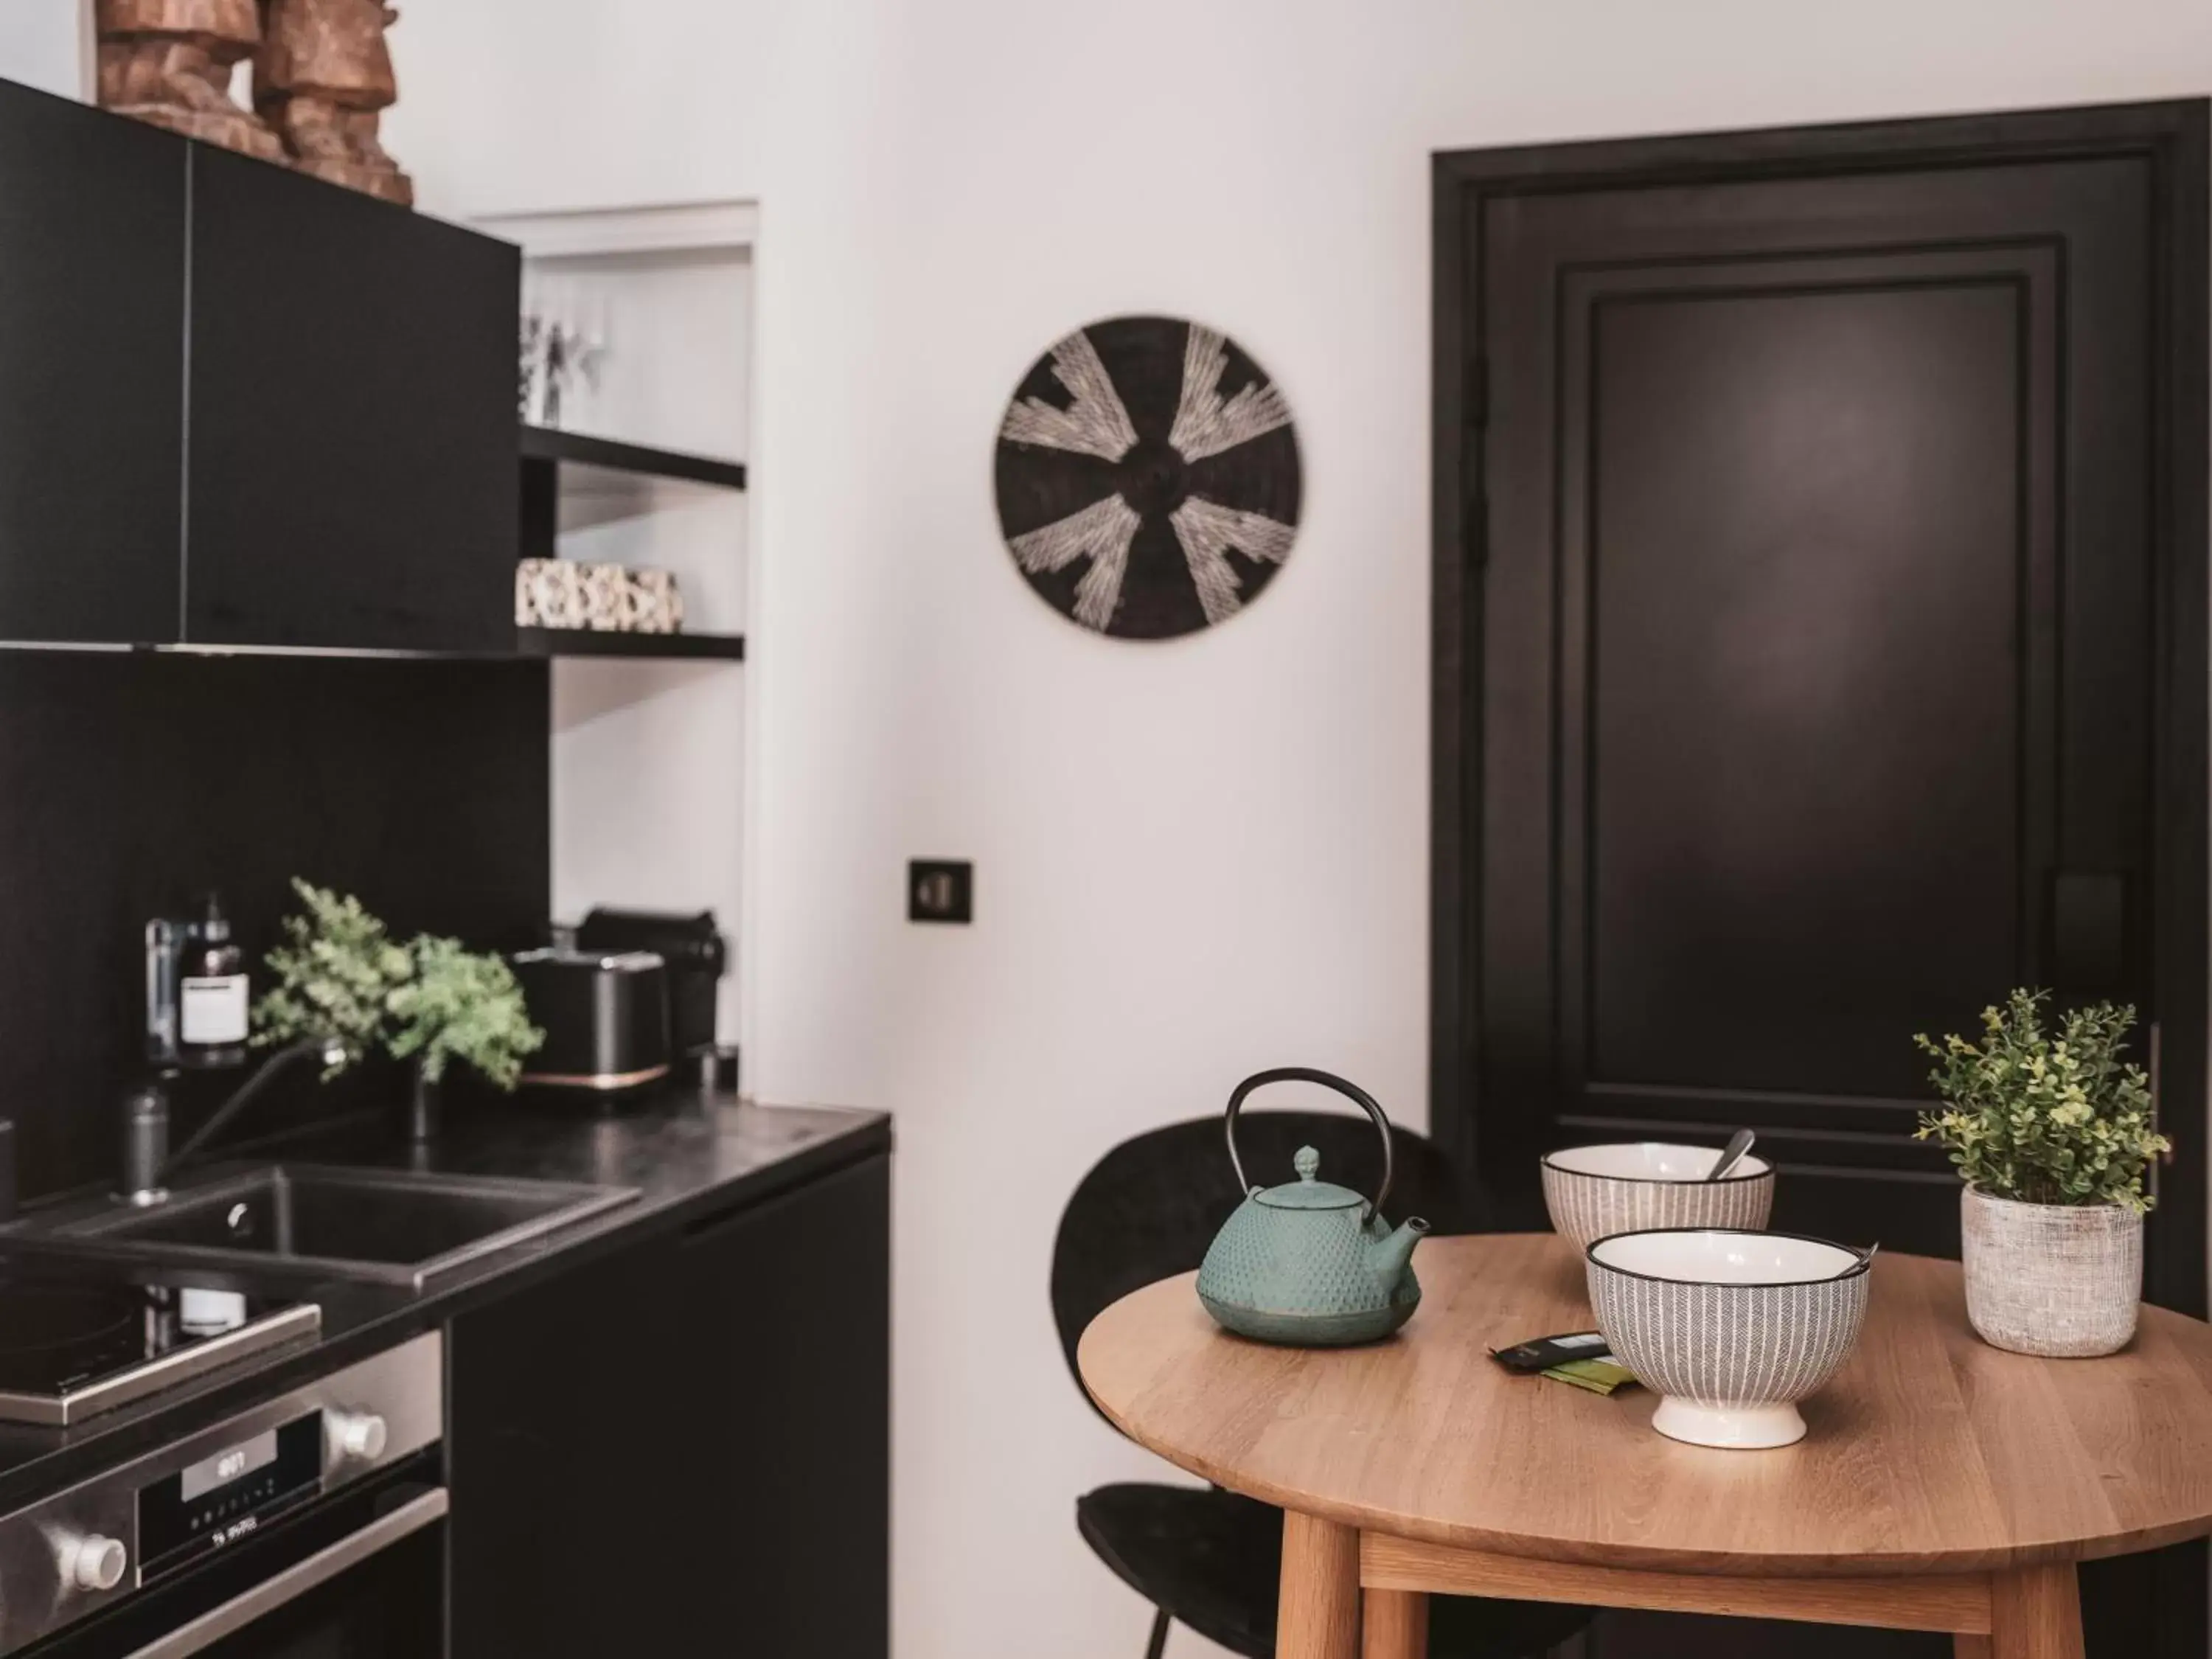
[
  {"x1": 1489, "y1": 1331, "x2": 1610, "y2": 1374},
  {"x1": 1540, "y1": 1357, "x2": 1639, "y2": 1396},
  {"x1": 1489, "y1": 1332, "x2": 1638, "y2": 1395}
]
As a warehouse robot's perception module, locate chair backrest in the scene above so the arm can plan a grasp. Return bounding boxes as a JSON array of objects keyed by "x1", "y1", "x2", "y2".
[{"x1": 1049, "y1": 1110, "x2": 1478, "y2": 1412}]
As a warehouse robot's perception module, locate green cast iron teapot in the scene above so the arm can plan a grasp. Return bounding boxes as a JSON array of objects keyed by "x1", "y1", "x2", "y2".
[{"x1": 1195, "y1": 1068, "x2": 1430, "y2": 1346}]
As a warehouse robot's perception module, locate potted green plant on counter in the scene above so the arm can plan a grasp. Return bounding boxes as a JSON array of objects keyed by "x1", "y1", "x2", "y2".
[
  {"x1": 1915, "y1": 989, "x2": 2168, "y2": 1357},
  {"x1": 254, "y1": 879, "x2": 543, "y2": 1138},
  {"x1": 251, "y1": 882, "x2": 413, "y2": 1075},
  {"x1": 385, "y1": 933, "x2": 543, "y2": 1133}
]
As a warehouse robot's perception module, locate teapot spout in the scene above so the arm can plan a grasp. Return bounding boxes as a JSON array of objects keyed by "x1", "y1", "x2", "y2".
[{"x1": 1368, "y1": 1214, "x2": 1431, "y2": 1283}]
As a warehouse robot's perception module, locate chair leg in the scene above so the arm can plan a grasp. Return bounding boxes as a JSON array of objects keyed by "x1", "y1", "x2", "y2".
[{"x1": 1144, "y1": 1606, "x2": 1172, "y2": 1659}]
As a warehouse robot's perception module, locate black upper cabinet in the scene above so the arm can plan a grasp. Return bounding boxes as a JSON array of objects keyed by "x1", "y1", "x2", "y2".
[
  {"x1": 0, "y1": 83, "x2": 185, "y2": 643},
  {"x1": 185, "y1": 147, "x2": 518, "y2": 650}
]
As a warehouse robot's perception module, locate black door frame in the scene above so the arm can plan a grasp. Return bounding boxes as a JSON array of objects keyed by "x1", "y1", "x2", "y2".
[{"x1": 1430, "y1": 100, "x2": 2211, "y2": 1317}]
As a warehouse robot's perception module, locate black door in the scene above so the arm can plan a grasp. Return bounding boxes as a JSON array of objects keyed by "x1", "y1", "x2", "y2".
[
  {"x1": 1433, "y1": 104, "x2": 2207, "y2": 1659},
  {"x1": 185, "y1": 148, "x2": 518, "y2": 651},
  {"x1": 0, "y1": 81, "x2": 186, "y2": 644}
]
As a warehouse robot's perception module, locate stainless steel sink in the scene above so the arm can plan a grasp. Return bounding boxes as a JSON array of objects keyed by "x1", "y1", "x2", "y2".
[{"x1": 4, "y1": 1164, "x2": 639, "y2": 1289}]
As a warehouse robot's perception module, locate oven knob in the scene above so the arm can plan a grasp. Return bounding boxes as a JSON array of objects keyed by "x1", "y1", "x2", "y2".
[
  {"x1": 60, "y1": 1533, "x2": 127, "y2": 1592},
  {"x1": 330, "y1": 1410, "x2": 389, "y2": 1463}
]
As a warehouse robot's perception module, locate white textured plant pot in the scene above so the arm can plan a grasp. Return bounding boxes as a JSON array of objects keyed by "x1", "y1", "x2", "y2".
[{"x1": 1960, "y1": 1186, "x2": 2141, "y2": 1357}]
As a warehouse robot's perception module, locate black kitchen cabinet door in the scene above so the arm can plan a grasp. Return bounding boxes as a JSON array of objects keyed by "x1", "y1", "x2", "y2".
[
  {"x1": 677, "y1": 1154, "x2": 891, "y2": 1659},
  {"x1": 0, "y1": 81, "x2": 185, "y2": 643},
  {"x1": 448, "y1": 1152, "x2": 891, "y2": 1659},
  {"x1": 447, "y1": 1225, "x2": 689, "y2": 1658},
  {"x1": 185, "y1": 148, "x2": 516, "y2": 650}
]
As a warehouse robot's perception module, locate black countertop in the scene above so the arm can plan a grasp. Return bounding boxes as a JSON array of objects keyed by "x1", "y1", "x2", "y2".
[{"x1": 0, "y1": 1091, "x2": 890, "y2": 1514}]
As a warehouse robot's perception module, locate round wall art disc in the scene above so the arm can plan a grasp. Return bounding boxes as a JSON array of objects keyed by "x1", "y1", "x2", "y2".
[{"x1": 994, "y1": 315, "x2": 1302, "y2": 639}]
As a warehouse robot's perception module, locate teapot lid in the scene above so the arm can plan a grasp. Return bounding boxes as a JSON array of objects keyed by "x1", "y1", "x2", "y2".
[{"x1": 1252, "y1": 1146, "x2": 1368, "y2": 1211}]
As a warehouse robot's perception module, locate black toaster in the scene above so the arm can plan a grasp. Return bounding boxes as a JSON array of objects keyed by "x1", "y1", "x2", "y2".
[
  {"x1": 511, "y1": 947, "x2": 672, "y2": 1093},
  {"x1": 573, "y1": 908, "x2": 726, "y2": 1061}
]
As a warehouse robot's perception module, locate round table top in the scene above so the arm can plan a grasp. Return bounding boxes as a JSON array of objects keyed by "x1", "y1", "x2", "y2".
[{"x1": 1077, "y1": 1232, "x2": 2212, "y2": 1576}]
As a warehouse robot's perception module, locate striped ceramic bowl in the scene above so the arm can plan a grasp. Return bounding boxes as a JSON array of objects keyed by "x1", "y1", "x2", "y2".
[
  {"x1": 1540, "y1": 1143, "x2": 1774, "y2": 1249},
  {"x1": 1586, "y1": 1228, "x2": 1871, "y2": 1449}
]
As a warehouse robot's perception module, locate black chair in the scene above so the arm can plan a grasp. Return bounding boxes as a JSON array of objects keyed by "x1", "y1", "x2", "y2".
[{"x1": 1051, "y1": 1101, "x2": 1593, "y2": 1659}]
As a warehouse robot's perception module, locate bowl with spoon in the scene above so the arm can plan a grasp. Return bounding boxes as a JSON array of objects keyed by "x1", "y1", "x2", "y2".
[{"x1": 1540, "y1": 1130, "x2": 1773, "y2": 1248}]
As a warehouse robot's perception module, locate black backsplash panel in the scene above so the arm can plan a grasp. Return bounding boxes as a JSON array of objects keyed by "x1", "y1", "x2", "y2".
[{"x1": 0, "y1": 651, "x2": 549, "y2": 1199}]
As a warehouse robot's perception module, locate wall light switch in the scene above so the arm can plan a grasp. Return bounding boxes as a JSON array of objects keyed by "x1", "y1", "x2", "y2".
[{"x1": 908, "y1": 860, "x2": 973, "y2": 924}]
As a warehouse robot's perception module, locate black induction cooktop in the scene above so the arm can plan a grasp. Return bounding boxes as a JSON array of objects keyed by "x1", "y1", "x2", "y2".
[{"x1": 0, "y1": 1266, "x2": 318, "y2": 1426}]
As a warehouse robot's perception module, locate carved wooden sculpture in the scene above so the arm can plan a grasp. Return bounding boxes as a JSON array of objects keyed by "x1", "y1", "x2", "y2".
[
  {"x1": 257, "y1": 0, "x2": 414, "y2": 206},
  {"x1": 95, "y1": 0, "x2": 413, "y2": 207},
  {"x1": 94, "y1": 0, "x2": 285, "y2": 161}
]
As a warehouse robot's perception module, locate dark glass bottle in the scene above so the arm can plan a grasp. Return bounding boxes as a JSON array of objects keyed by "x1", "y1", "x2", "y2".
[{"x1": 176, "y1": 894, "x2": 248, "y2": 1067}]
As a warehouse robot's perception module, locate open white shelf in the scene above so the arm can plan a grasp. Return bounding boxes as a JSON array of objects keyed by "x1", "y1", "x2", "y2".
[{"x1": 479, "y1": 200, "x2": 757, "y2": 1047}]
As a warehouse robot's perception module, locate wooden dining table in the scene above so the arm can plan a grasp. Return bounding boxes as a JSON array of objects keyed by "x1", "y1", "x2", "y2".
[{"x1": 1077, "y1": 1232, "x2": 2212, "y2": 1659}]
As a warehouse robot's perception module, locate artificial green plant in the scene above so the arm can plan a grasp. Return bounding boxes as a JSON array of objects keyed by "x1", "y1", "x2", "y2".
[
  {"x1": 1913, "y1": 988, "x2": 2170, "y2": 1212},
  {"x1": 251, "y1": 880, "x2": 542, "y2": 1091},
  {"x1": 385, "y1": 933, "x2": 540, "y2": 1088},
  {"x1": 251, "y1": 880, "x2": 413, "y2": 1077}
]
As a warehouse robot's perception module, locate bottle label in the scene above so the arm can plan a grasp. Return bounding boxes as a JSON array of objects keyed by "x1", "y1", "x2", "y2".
[{"x1": 180, "y1": 975, "x2": 249, "y2": 1046}]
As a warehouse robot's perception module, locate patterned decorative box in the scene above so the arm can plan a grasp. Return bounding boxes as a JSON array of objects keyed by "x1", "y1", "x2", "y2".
[{"x1": 516, "y1": 559, "x2": 685, "y2": 633}]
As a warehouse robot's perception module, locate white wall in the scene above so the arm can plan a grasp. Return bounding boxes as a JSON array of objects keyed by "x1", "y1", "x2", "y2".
[
  {"x1": 380, "y1": 0, "x2": 773, "y2": 218},
  {"x1": 28, "y1": 4, "x2": 2212, "y2": 1657},
  {"x1": 0, "y1": 1, "x2": 85, "y2": 100}
]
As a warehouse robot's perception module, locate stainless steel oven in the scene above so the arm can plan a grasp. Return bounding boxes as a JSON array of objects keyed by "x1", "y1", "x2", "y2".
[{"x1": 7, "y1": 1333, "x2": 443, "y2": 1658}]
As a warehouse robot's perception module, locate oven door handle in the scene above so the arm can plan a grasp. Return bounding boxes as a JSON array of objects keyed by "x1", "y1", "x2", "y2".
[{"x1": 122, "y1": 1486, "x2": 448, "y2": 1659}]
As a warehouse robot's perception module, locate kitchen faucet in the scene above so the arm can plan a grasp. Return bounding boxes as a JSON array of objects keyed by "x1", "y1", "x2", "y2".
[{"x1": 119, "y1": 1035, "x2": 347, "y2": 1207}]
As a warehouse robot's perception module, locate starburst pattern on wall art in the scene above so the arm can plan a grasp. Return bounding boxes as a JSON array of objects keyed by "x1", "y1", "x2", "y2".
[
  {"x1": 994, "y1": 316, "x2": 1302, "y2": 640},
  {"x1": 1000, "y1": 330, "x2": 1140, "y2": 462},
  {"x1": 1008, "y1": 495, "x2": 1142, "y2": 632}
]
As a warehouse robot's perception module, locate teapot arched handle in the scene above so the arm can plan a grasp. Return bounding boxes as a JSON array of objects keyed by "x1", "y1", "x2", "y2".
[{"x1": 1223, "y1": 1068, "x2": 1394, "y2": 1220}]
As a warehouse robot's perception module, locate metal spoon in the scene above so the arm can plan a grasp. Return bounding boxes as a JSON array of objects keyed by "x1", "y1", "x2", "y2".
[
  {"x1": 1705, "y1": 1129, "x2": 1756, "y2": 1181},
  {"x1": 1829, "y1": 1242, "x2": 1880, "y2": 1280}
]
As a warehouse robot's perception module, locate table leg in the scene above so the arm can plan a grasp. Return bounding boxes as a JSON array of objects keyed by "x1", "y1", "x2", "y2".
[
  {"x1": 1955, "y1": 1638, "x2": 1992, "y2": 1659},
  {"x1": 1362, "y1": 1585, "x2": 1428, "y2": 1658},
  {"x1": 1987, "y1": 1564, "x2": 2083, "y2": 1659},
  {"x1": 1278, "y1": 1512, "x2": 1360, "y2": 1659}
]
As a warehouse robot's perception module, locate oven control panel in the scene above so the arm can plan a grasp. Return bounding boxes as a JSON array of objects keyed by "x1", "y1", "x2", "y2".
[
  {"x1": 0, "y1": 1331, "x2": 441, "y2": 1655},
  {"x1": 137, "y1": 1411, "x2": 324, "y2": 1579}
]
